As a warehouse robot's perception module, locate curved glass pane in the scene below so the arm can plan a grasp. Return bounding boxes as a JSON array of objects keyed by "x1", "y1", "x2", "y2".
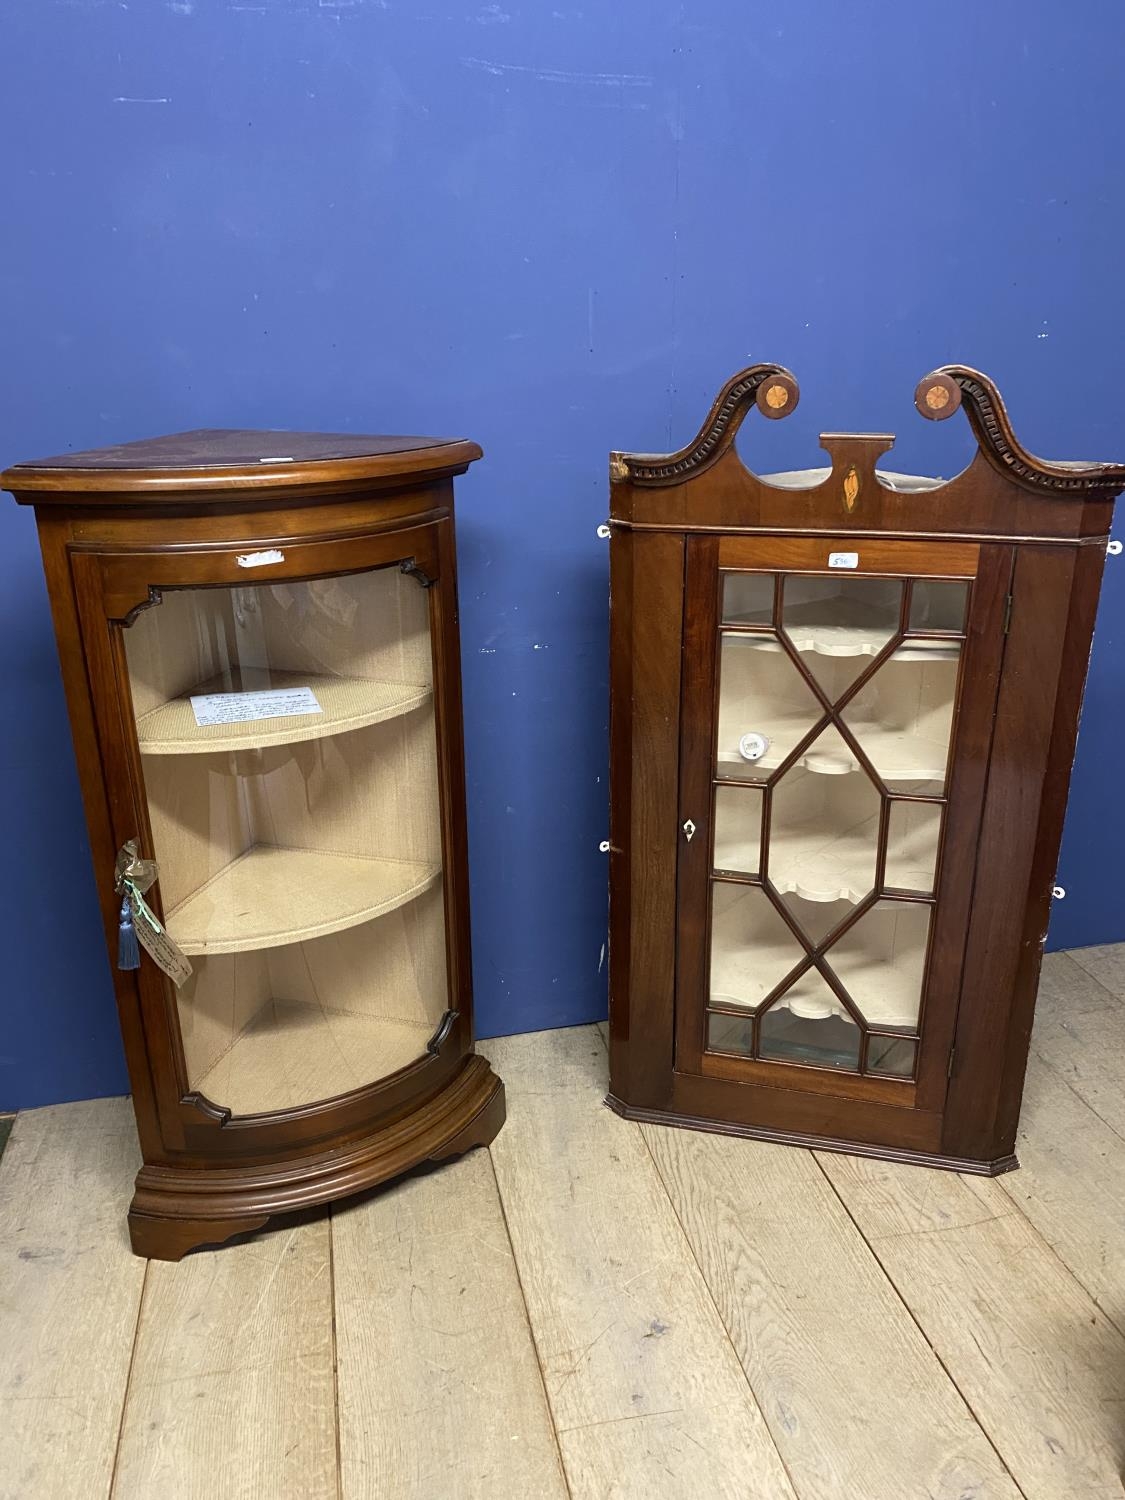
[{"x1": 125, "y1": 566, "x2": 447, "y2": 1116}]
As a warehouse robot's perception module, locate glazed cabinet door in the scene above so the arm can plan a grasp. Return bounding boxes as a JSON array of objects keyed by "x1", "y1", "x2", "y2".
[
  {"x1": 675, "y1": 534, "x2": 1011, "y2": 1134},
  {"x1": 71, "y1": 521, "x2": 470, "y2": 1152}
]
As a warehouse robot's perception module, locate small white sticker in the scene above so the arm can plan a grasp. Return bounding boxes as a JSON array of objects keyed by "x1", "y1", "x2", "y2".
[
  {"x1": 828, "y1": 551, "x2": 859, "y2": 570},
  {"x1": 190, "y1": 686, "x2": 322, "y2": 727},
  {"x1": 236, "y1": 548, "x2": 285, "y2": 569}
]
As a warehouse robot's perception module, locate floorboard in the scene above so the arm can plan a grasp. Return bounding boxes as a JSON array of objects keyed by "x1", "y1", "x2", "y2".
[
  {"x1": 481, "y1": 1026, "x2": 797, "y2": 1500},
  {"x1": 1029, "y1": 952, "x2": 1125, "y2": 1139},
  {"x1": 821, "y1": 1150, "x2": 1125, "y2": 1499},
  {"x1": 1065, "y1": 942, "x2": 1125, "y2": 1002},
  {"x1": 333, "y1": 1148, "x2": 568, "y2": 1500},
  {"x1": 1038, "y1": 950, "x2": 1121, "y2": 1016},
  {"x1": 645, "y1": 1123, "x2": 1021, "y2": 1500},
  {"x1": 6, "y1": 945, "x2": 1125, "y2": 1497},
  {"x1": 0, "y1": 1098, "x2": 146, "y2": 1500},
  {"x1": 112, "y1": 1218, "x2": 338, "y2": 1500},
  {"x1": 1000, "y1": 1049, "x2": 1125, "y2": 1339}
]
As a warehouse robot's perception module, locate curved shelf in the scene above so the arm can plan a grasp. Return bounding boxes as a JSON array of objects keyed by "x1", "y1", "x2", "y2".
[
  {"x1": 724, "y1": 632, "x2": 959, "y2": 663},
  {"x1": 716, "y1": 821, "x2": 875, "y2": 904},
  {"x1": 166, "y1": 843, "x2": 441, "y2": 956},
  {"x1": 759, "y1": 466, "x2": 944, "y2": 494},
  {"x1": 771, "y1": 822, "x2": 873, "y2": 904},
  {"x1": 136, "y1": 670, "x2": 432, "y2": 755},
  {"x1": 711, "y1": 941, "x2": 920, "y2": 1029},
  {"x1": 718, "y1": 716, "x2": 950, "y2": 783},
  {"x1": 194, "y1": 1003, "x2": 436, "y2": 1117},
  {"x1": 716, "y1": 797, "x2": 940, "y2": 905}
]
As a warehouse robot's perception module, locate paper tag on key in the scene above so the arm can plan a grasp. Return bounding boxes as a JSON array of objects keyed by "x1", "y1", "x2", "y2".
[
  {"x1": 190, "y1": 685, "x2": 322, "y2": 728},
  {"x1": 130, "y1": 887, "x2": 193, "y2": 987}
]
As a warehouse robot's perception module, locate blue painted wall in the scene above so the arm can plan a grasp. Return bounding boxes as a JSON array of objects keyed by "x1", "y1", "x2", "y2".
[{"x1": 2, "y1": 1, "x2": 1123, "y2": 1109}]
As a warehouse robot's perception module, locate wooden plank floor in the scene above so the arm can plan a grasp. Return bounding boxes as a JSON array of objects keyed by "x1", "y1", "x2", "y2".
[{"x1": 3, "y1": 946, "x2": 1125, "y2": 1499}]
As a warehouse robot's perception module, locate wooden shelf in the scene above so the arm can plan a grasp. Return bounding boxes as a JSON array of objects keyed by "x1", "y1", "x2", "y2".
[
  {"x1": 166, "y1": 844, "x2": 441, "y2": 956},
  {"x1": 136, "y1": 669, "x2": 432, "y2": 755},
  {"x1": 194, "y1": 1000, "x2": 435, "y2": 1116}
]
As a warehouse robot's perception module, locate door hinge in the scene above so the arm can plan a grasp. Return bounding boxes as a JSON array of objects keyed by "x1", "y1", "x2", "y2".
[
  {"x1": 1002, "y1": 593, "x2": 1013, "y2": 634},
  {"x1": 947, "y1": 1045, "x2": 956, "y2": 1079}
]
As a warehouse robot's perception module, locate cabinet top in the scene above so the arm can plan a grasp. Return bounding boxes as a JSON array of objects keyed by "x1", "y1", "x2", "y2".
[
  {"x1": 2, "y1": 427, "x2": 482, "y2": 502},
  {"x1": 608, "y1": 364, "x2": 1125, "y2": 542}
]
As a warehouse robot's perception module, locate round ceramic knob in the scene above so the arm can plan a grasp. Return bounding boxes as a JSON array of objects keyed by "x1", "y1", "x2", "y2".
[{"x1": 738, "y1": 731, "x2": 770, "y2": 762}]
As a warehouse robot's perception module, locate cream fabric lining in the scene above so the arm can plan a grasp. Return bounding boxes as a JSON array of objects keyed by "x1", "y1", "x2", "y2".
[
  {"x1": 166, "y1": 844, "x2": 441, "y2": 956},
  {"x1": 193, "y1": 1001, "x2": 434, "y2": 1115},
  {"x1": 123, "y1": 567, "x2": 451, "y2": 1114},
  {"x1": 136, "y1": 669, "x2": 432, "y2": 755}
]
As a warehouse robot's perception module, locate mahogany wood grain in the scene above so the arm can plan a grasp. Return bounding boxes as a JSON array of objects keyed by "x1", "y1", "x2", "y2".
[
  {"x1": 5, "y1": 430, "x2": 503, "y2": 1259},
  {"x1": 912, "y1": 544, "x2": 1012, "y2": 1113},
  {"x1": 608, "y1": 363, "x2": 1122, "y2": 1172},
  {"x1": 699, "y1": 1050, "x2": 916, "y2": 1108},
  {"x1": 942, "y1": 544, "x2": 1101, "y2": 1162},
  {"x1": 716, "y1": 534, "x2": 980, "y2": 577},
  {"x1": 672, "y1": 536, "x2": 720, "y2": 1079},
  {"x1": 88, "y1": 520, "x2": 442, "y2": 621},
  {"x1": 606, "y1": 528, "x2": 685, "y2": 1111},
  {"x1": 1, "y1": 428, "x2": 481, "y2": 500}
]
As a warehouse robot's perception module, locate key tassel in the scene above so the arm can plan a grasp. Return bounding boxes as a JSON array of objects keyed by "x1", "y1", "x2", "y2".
[{"x1": 117, "y1": 893, "x2": 140, "y2": 970}]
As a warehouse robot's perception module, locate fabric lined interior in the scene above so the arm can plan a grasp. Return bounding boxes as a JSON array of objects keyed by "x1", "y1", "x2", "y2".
[{"x1": 124, "y1": 566, "x2": 449, "y2": 1116}]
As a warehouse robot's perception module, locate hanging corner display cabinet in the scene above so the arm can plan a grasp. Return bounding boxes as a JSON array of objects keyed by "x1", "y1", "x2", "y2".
[
  {"x1": 4, "y1": 428, "x2": 504, "y2": 1259},
  {"x1": 606, "y1": 363, "x2": 1124, "y2": 1173}
]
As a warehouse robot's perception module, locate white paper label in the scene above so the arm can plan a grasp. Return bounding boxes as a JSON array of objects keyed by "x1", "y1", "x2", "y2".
[
  {"x1": 121, "y1": 882, "x2": 194, "y2": 988},
  {"x1": 133, "y1": 905, "x2": 194, "y2": 987},
  {"x1": 828, "y1": 551, "x2": 859, "y2": 570},
  {"x1": 236, "y1": 548, "x2": 285, "y2": 569},
  {"x1": 190, "y1": 686, "x2": 322, "y2": 727}
]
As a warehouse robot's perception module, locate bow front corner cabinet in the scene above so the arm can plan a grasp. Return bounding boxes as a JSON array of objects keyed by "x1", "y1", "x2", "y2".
[
  {"x1": 3, "y1": 428, "x2": 503, "y2": 1259},
  {"x1": 606, "y1": 364, "x2": 1125, "y2": 1173}
]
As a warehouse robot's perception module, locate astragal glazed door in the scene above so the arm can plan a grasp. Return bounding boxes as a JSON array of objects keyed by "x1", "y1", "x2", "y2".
[{"x1": 675, "y1": 534, "x2": 1011, "y2": 1126}]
